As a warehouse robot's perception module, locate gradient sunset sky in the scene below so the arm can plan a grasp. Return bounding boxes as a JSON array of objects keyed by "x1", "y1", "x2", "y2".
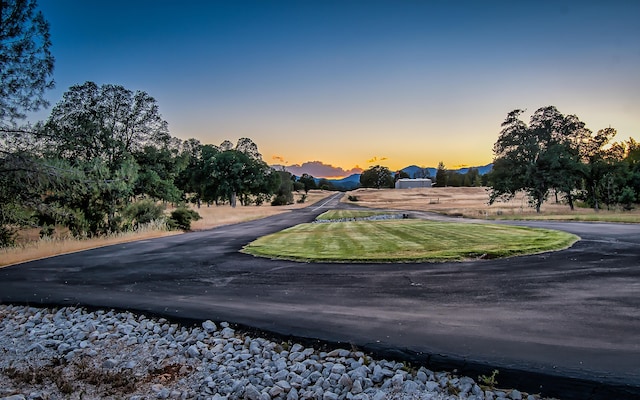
[{"x1": 35, "y1": 1, "x2": 639, "y2": 176}]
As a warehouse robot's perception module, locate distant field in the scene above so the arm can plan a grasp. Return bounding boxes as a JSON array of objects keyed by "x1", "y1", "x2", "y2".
[
  {"x1": 243, "y1": 218, "x2": 578, "y2": 262},
  {"x1": 344, "y1": 187, "x2": 640, "y2": 223},
  {"x1": 1, "y1": 190, "x2": 333, "y2": 268}
]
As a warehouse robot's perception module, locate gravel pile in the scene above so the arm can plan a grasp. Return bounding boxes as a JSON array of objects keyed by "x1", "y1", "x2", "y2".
[{"x1": 0, "y1": 304, "x2": 545, "y2": 400}]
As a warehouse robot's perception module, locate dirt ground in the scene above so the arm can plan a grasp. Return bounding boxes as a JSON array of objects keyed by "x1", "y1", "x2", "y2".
[{"x1": 343, "y1": 186, "x2": 640, "y2": 220}]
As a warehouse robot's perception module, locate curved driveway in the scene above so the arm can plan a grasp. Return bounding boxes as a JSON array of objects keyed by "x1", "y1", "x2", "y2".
[{"x1": 1, "y1": 193, "x2": 639, "y2": 399}]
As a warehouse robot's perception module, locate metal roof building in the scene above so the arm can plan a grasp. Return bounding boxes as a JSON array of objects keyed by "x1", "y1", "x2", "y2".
[{"x1": 395, "y1": 178, "x2": 432, "y2": 189}]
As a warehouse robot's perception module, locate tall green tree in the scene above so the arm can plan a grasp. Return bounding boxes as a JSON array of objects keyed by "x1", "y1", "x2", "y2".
[
  {"x1": 206, "y1": 149, "x2": 276, "y2": 207},
  {"x1": 0, "y1": 0, "x2": 54, "y2": 245},
  {"x1": 0, "y1": 0, "x2": 54, "y2": 126},
  {"x1": 42, "y1": 81, "x2": 171, "y2": 168},
  {"x1": 580, "y1": 127, "x2": 625, "y2": 210},
  {"x1": 489, "y1": 106, "x2": 587, "y2": 213},
  {"x1": 298, "y1": 173, "x2": 317, "y2": 194},
  {"x1": 133, "y1": 145, "x2": 185, "y2": 203},
  {"x1": 271, "y1": 170, "x2": 293, "y2": 206},
  {"x1": 435, "y1": 162, "x2": 447, "y2": 187},
  {"x1": 360, "y1": 165, "x2": 393, "y2": 189}
]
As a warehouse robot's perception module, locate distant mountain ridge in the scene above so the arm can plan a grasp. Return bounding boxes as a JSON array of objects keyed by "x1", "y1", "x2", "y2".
[
  {"x1": 288, "y1": 163, "x2": 493, "y2": 191},
  {"x1": 400, "y1": 163, "x2": 493, "y2": 179}
]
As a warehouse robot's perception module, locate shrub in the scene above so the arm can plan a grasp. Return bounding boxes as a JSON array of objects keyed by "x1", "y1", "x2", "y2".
[
  {"x1": 271, "y1": 194, "x2": 292, "y2": 206},
  {"x1": 348, "y1": 195, "x2": 359, "y2": 202},
  {"x1": 39, "y1": 224, "x2": 55, "y2": 238},
  {"x1": 618, "y1": 187, "x2": 636, "y2": 211},
  {"x1": 0, "y1": 226, "x2": 18, "y2": 248},
  {"x1": 297, "y1": 194, "x2": 307, "y2": 204},
  {"x1": 123, "y1": 200, "x2": 165, "y2": 227},
  {"x1": 168, "y1": 207, "x2": 201, "y2": 231}
]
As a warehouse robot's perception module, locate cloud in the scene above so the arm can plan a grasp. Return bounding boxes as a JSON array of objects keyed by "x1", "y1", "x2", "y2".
[
  {"x1": 367, "y1": 156, "x2": 388, "y2": 164},
  {"x1": 272, "y1": 155, "x2": 287, "y2": 164},
  {"x1": 276, "y1": 161, "x2": 363, "y2": 178}
]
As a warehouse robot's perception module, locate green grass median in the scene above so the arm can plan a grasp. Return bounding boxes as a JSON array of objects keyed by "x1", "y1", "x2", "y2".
[{"x1": 242, "y1": 219, "x2": 579, "y2": 262}]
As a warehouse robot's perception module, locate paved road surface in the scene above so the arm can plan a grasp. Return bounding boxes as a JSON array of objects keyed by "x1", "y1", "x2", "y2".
[{"x1": 1, "y1": 193, "x2": 639, "y2": 399}]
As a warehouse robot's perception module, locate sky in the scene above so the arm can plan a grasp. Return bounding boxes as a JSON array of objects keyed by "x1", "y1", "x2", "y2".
[{"x1": 33, "y1": 0, "x2": 640, "y2": 177}]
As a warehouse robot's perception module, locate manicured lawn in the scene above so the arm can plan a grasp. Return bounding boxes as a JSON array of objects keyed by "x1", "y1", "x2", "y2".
[{"x1": 242, "y1": 220, "x2": 579, "y2": 262}]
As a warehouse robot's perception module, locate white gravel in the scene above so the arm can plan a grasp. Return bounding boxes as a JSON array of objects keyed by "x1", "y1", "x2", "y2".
[{"x1": 0, "y1": 304, "x2": 547, "y2": 400}]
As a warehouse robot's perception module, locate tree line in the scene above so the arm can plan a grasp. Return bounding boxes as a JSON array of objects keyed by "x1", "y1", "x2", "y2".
[
  {"x1": 358, "y1": 164, "x2": 487, "y2": 189},
  {"x1": 487, "y1": 106, "x2": 639, "y2": 212},
  {"x1": 0, "y1": 2, "x2": 318, "y2": 246},
  {"x1": 1, "y1": 79, "x2": 317, "y2": 246}
]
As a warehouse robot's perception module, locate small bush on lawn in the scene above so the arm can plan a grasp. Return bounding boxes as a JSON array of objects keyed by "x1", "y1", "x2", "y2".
[
  {"x1": 168, "y1": 207, "x2": 201, "y2": 231},
  {"x1": 348, "y1": 195, "x2": 359, "y2": 202}
]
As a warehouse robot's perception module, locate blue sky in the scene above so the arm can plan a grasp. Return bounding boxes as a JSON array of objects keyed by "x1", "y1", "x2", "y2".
[{"x1": 35, "y1": 0, "x2": 640, "y2": 176}]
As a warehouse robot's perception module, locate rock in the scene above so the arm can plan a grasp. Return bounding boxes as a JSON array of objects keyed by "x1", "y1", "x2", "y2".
[
  {"x1": 102, "y1": 358, "x2": 118, "y2": 369},
  {"x1": 27, "y1": 342, "x2": 45, "y2": 353},
  {"x1": 391, "y1": 372, "x2": 404, "y2": 387},
  {"x1": 221, "y1": 327, "x2": 235, "y2": 338},
  {"x1": 416, "y1": 370, "x2": 428, "y2": 383},
  {"x1": 275, "y1": 357, "x2": 288, "y2": 371},
  {"x1": 372, "y1": 390, "x2": 387, "y2": 400},
  {"x1": 1, "y1": 395, "x2": 27, "y2": 400},
  {"x1": 351, "y1": 379, "x2": 363, "y2": 394},
  {"x1": 426, "y1": 381, "x2": 439, "y2": 391},
  {"x1": 331, "y1": 363, "x2": 346, "y2": 375},
  {"x1": 186, "y1": 345, "x2": 200, "y2": 358},
  {"x1": 269, "y1": 385, "x2": 285, "y2": 397},
  {"x1": 510, "y1": 389, "x2": 523, "y2": 400},
  {"x1": 286, "y1": 387, "x2": 299, "y2": 400},
  {"x1": 202, "y1": 320, "x2": 217, "y2": 333},
  {"x1": 244, "y1": 384, "x2": 261, "y2": 400},
  {"x1": 338, "y1": 373, "x2": 352, "y2": 388},
  {"x1": 322, "y1": 391, "x2": 338, "y2": 400},
  {"x1": 404, "y1": 379, "x2": 420, "y2": 393},
  {"x1": 276, "y1": 380, "x2": 292, "y2": 392}
]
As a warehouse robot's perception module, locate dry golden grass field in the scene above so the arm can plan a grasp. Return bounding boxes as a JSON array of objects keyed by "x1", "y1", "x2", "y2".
[
  {"x1": 344, "y1": 187, "x2": 640, "y2": 222},
  {"x1": 0, "y1": 191, "x2": 332, "y2": 268}
]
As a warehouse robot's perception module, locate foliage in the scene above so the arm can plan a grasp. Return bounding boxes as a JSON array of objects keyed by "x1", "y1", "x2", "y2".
[
  {"x1": 42, "y1": 81, "x2": 171, "y2": 167},
  {"x1": 298, "y1": 173, "x2": 317, "y2": 193},
  {"x1": 207, "y1": 149, "x2": 277, "y2": 207},
  {"x1": 167, "y1": 207, "x2": 201, "y2": 231},
  {"x1": 133, "y1": 145, "x2": 185, "y2": 202},
  {"x1": 123, "y1": 200, "x2": 165, "y2": 227},
  {"x1": 317, "y1": 178, "x2": 336, "y2": 191},
  {"x1": 489, "y1": 107, "x2": 591, "y2": 212},
  {"x1": 478, "y1": 369, "x2": 499, "y2": 390},
  {"x1": 488, "y1": 107, "x2": 640, "y2": 213},
  {"x1": 360, "y1": 165, "x2": 393, "y2": 189},
  {"x1": 435, "y1": 162, "x2": 447, "y2": 187},
  {"x1": 0, "y1": 0, "x2": 54, "y2": 124},
  {"x1": 348, "y1": 195, "x2": 359, "y2": 202},
  {"x1": 271, "y1": 170, "x2": 294, "y2": 206}
]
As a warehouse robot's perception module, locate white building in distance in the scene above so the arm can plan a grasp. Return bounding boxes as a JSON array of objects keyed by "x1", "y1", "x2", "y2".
[{"x1": 395, "y1": 178, "x2": 432, "y2": 189}]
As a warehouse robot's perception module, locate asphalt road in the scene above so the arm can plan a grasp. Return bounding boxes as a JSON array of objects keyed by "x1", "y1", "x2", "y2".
[{"x1": 1, "y1": 193, "x2": 639, "y2": 399}]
